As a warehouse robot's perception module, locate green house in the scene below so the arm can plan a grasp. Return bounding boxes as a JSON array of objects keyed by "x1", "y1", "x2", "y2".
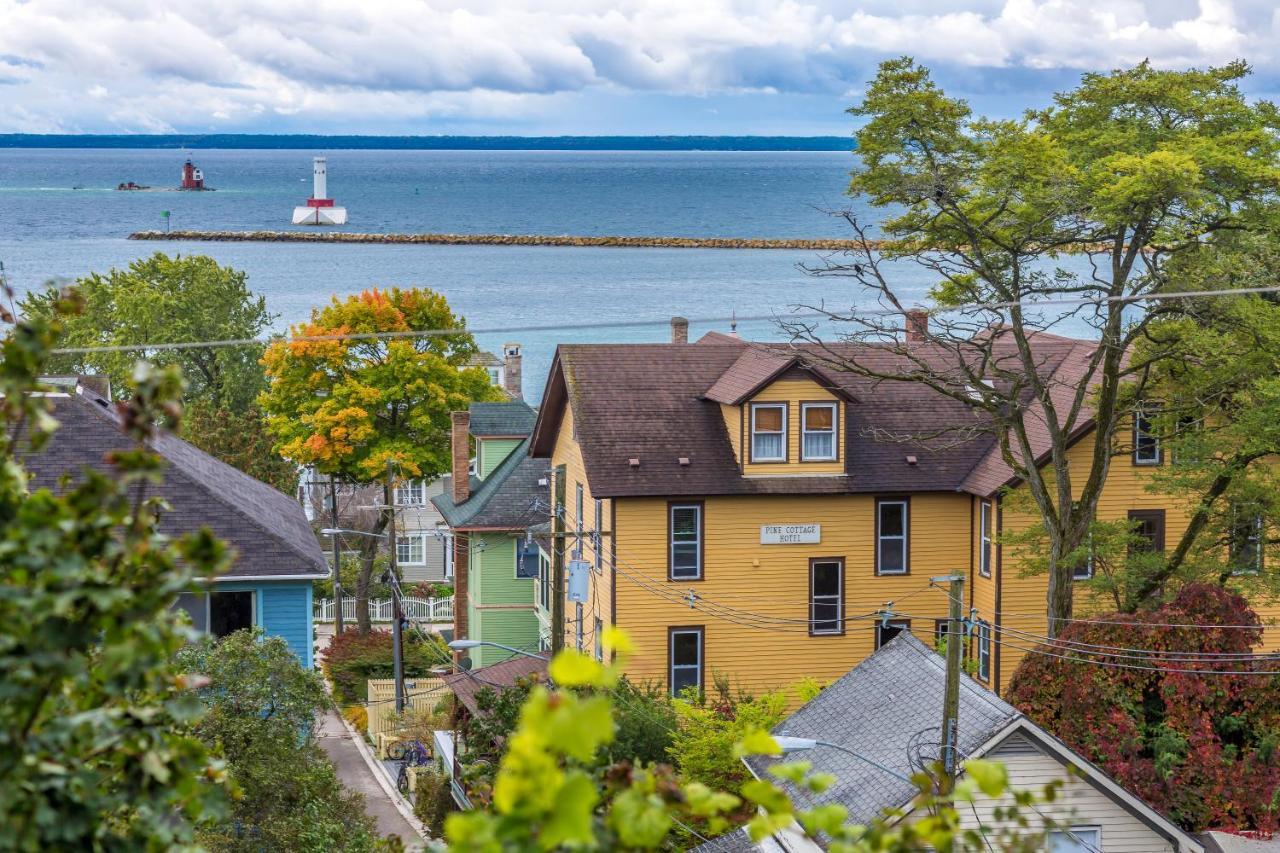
[{"x1": 433, "y1": 402, "x2": 546, "y2": 669}]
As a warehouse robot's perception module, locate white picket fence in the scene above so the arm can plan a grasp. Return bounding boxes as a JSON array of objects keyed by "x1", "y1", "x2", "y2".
[{"x1": 314, "y1": 596, "x2": 454, "y2": 623}]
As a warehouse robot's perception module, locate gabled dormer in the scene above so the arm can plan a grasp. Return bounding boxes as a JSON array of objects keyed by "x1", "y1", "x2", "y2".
[
  {"x1": 704, "y1": 348, "x2": 853, "y2": 477},
  {"x1": 468, "y1": 401, "x2": 538, "y2": 480}
]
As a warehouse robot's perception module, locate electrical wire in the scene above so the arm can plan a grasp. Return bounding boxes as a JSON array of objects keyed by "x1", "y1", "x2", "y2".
[{"x1": 35, "y1": 283, "x2": 1280, "y2": 356}]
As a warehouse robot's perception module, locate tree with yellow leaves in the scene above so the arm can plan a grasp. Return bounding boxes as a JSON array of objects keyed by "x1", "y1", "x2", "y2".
[{"x1": 260, "y1": 287, "x2": 503, "y2": 631}]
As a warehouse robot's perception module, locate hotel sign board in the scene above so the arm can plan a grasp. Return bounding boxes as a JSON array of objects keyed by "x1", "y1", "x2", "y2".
[{"x1": 761, "y1": 524, "x2": 820, "y2": 545}]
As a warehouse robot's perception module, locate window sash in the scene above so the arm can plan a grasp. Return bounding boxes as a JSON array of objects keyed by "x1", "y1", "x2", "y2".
[
  {"x1": 670, "y1": 629, "x2": 703, "y2": 695},
  {"x1": 594, "y1": 498, "x2": 604, "y2": 572},
  {"x1": 594, "y1": 618, "x2": 603, "y2": 661},
  {"x1": 979, "y1": 501, "x2": 993, "y2": 577},
  {"x1": 800, "y1": 403, "x2": 837, "y2": 461},
  {"x1": 395, "y1": 480, "x2": 425, "y2": 506},
  {"x1": 810, "y1": 560, "x2": 843, "y2": 635},
  {"x1": 877, "y1": 501, "x2": 908, "y2": 574},
  {"x1": 1134, "y1": 407, "x2": 1162, "y2": 464},
  {"x1": 1073, "y1": 530, "x2": 1095, "y2": 580},
  {"x1": 977, "y1": 622, "x2": 991, "y2": 681},
  {"x1": 750, "y1": 403, "x2": 787, "y2": 462},
  {"x1": 669, "y1": 504, "x2": 702, "y2": 580},
  {"x1": 396, "y1": 535, "x2": 426, "y2": 565},
  {"x1": 1048, "y1": 827, "x2": 1101, "y2": 853},
  {"x1": 515, "y1": 541, "x2": 540, "y2": 579},
  {"x1": 1230, "y1": 513, "x2": 1264, "y2": 575}
]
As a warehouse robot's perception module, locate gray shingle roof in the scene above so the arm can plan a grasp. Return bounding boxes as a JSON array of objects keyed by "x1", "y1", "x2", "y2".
[
  {"x1": 431, "y1": 437, "x2": 548, "y2": 530},
  {"x1": 23, "y1": 390, "x2": 326, "y2": 580},
  {"x1": 689, "y1": 828, "x2": 757, "y2": 852},
  {"x1": 469, "y1": 401, "x2": 537, "y2": 437},
  {"x1": 746, "y1": 632, "x2": 1019, "y2": 828}
]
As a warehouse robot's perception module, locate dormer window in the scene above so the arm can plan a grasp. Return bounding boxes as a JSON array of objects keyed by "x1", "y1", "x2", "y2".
[
  {"x1": 801, "y1": 402, "x2": 838, "y2": 461},
  {"x1": 750, "y1": 403, "x2": 787, "y2": 462}
]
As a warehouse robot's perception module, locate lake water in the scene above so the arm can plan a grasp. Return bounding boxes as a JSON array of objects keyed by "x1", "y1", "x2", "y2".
[{"x1": 0, "y1": 148, "x2": 1087, "y2": 399}]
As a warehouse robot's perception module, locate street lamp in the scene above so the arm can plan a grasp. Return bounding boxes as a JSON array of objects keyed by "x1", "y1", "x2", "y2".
[
  {"x1": 319, "y1": 528, "x2": 388, "y2": 636},
  {"x1": 448, "y1": 638, "x2": 549, "y2": 662},
  {"x1": 772, "y1": 736, "x2": 912, "y2": 784}
]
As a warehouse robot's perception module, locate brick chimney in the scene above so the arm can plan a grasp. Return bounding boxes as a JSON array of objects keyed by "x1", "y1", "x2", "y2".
[
  {"x1": 503, "y1": 343, "x2": 523, "y2": 400},
  {"x1": 671, "y1": 316, "x2": 689, "y2": 344},
  {"x1": 451, "y1": 411, "x2": 471, "y2": 504},
  {"x1": 905, "y1": 309, "x2": 929, "y2": 344}
]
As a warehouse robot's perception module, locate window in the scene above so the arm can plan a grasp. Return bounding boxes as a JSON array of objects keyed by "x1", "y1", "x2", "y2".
[
  {"x1": 1128, "y1": 509, "x2": 1166, "y2": 554},
  {"x1": 394, "y1": 479, "x2": 425, "y2": 506},
  {"x1": 173, "y1": 590, "x2": 255, "y2": 639},
  {"x1": 978, "y1": 500, "x2": 993, "y2": 578},
  {"x1": 800, "y1": 402, "x2": 837, "y2": 461},
  {"x1": 1048, "y1": 826, "x2": 1101, "y2": 852},
  {"x1": 669, "y1": 503, "x2": 703, "y2": 580},
  {"x1": 934, "y1": 619, "x2": 948, "y2": 649},
  {"x1": 977, "y1": 621, "x2": 991, "y2": 682},
  {"x1": 396, "y1": 534, "x2": 426, "y2": 565},
  {"x1": 576, "y1": 605, "x2": 584, "y2": 651},
  {"x1": 1073, "y1": 530, "x2": 1095, "y2": 580},
  {"x1": 876, "y1": 619, "x2": 910, "y2": 649},
  {"x1": 750, "y1": 402, "x2": 787, "y2": 462},
  {"x1": 486, "y1": 366, "x2": 502, "y2": 386},
  {"x1": 1230, "y1": 506, "x2": 1264, "y2": 575},
  {"x1": 669, "y1": 626, "x2": 703, "y2": 696},
  {"x1": 1171, "y1": 415, "x2": 1201, "y2": 465},
  {"x1": 1133, "y1": 405, "x2": 1162, "y2": 465},
  {"x1": 515, "y1": 538, "x2": 540, "y2": 579},
  {"x1": 575, "y1": 483, "x2": 585, "y2": 555},
  {"x1": 594, "y1": 617, "x2": 604, "y2": 661},
  {"x1": 876, "y1": 499, "x2": 909, "y2": 575},
  {"x1": 593, "y1": 498, "x2": 604, "y2": 573},
  {"x1": 538, "y1": 552, "x2": 551, "y2": 609},
  {"x1": 809, "y1": 558, "x2": 844, "y2": 635}
]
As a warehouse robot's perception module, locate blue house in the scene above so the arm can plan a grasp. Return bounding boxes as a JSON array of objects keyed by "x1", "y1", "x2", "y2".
[{"x1": 27, "y1": 383, "x2": 327, "y2": 667}]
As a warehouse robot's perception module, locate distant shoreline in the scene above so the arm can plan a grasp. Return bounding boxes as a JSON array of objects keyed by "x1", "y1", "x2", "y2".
[
  {"x1": 130, "y1": 230, "x2": 870, "y2": 250},
  {"x1": 0, "y1": 134, "x2": 853, "y2": 152}
]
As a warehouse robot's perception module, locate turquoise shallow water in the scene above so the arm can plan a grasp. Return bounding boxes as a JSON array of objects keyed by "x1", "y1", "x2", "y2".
[{"x1": 0, "y1": 148, "x2": 1093, "y2": 399}]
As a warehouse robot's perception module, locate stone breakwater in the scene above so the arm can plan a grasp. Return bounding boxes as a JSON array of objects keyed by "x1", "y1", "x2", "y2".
[{"x1": 128, "y1": 230, "x2": 873, "y2": 250}]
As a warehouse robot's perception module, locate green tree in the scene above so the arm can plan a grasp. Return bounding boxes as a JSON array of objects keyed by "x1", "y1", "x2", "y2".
[
  {"x1": 20, "y1": 253, "x2": 297, "y2": 491},
  {"x1": 0, "y1": 301, "x2": 227, "y2": 849},
  {"x1": 788, "y1": 58, "x2": 1280, "y2": 633},
  {"x1": 176, "y1": 630, "x2": 391, "y2": 852},
  {"x1": 259, "y1": 287, "x2": 503, "y2": 632}
]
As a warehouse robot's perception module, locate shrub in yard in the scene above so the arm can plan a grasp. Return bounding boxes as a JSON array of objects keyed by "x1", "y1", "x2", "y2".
[
  {"x1": 342, "y1": 705, "x2": 369, "y2": 732},
  {"x1": 324, "y1": 628, "x2": 451, "y2": 704},
  {"x1": 413, "y1": 768, "x2": 457, "y2": 836}
]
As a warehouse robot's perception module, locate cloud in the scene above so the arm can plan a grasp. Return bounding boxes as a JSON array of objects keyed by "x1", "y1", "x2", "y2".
[{"x1": 0, "y1": 0, "x2": 1275, "y2": 133}]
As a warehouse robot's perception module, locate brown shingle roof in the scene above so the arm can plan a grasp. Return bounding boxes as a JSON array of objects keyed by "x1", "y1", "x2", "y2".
[
  {"x1": 529, "y1": 331, "x2": 1096, "y2": 500},
  {"x1": 443, "y1": 656, "x2": 548, "y2": 716}
]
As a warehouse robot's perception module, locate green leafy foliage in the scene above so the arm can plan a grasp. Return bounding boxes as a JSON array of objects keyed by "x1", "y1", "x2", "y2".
[
  {"x1": 0, "y1": 308, "x2": 227, "y2": 849},
  {"x1": 668, "y1": 679, "x2": 794, "y2": 794},
  {"x1": 323, "y1": 628, "x2": 451, "y2": 705},
  {"x1": 176, "y1": 630, "x2": 391, "y2": 852}
]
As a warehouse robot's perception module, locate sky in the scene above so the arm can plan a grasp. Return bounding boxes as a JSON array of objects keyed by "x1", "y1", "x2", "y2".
[{"x1": 1, "y1": 0, "x2": 1279, "y2": 135}]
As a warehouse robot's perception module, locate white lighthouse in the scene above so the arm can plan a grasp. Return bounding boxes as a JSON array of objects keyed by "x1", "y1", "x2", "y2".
[{"x1": 292, "y1": 156, "x2": 348, "y2": 225}]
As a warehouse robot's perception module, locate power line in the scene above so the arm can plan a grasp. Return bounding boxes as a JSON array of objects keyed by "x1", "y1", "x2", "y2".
[{"x1": 40, "y1": 283, "x2": 1280, "y2": 356}]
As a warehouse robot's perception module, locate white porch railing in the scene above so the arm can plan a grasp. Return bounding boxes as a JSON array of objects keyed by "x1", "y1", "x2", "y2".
[{"x1": 314, "y1": 596, "x2": 454, "y2": 623}]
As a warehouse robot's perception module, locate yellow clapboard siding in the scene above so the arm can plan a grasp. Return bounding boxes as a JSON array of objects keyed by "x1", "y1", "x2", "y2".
[{"x1": 741, "y1": 379, "x2": 845, "y2": 477}]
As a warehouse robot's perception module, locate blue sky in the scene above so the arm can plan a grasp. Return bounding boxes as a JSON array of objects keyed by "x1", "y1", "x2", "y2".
[{"x1": 1, "y1": 0, "x2": 1277, "y2": 135}]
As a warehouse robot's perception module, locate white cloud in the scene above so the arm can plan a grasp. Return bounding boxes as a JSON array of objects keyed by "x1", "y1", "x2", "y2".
[{"x1": 0, "y1": 0, "x2": 1274, "y2": 132}]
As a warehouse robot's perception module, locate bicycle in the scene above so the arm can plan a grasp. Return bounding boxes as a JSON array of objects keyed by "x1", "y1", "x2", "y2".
[{"x1": 393, "y1": 739, "x2": 431, "y2": 794}]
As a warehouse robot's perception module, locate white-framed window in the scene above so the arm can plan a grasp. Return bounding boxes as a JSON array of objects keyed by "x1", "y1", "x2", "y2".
[
  {"x1": 977, "y1": 621, "x2": 991, "y2": 682},
  {"x1": 979, "y1": 500, "x2": 993, "y2": 578},
  {"x1": 594, "y1": 617, "x2": 604, "y2": 661},
  {"x1": 876, "y1": 499, "x2": 909, "y2": 575},
  {"x1": 515, "y1": 538, "x2": 540, "y2": 579},
  {"x1": 800, "y1": 402, "x2": 838, "y2": 461},
  {"x1": 1134, "y1": 405, "x2": 1162, "y2": 465},
  {"x1": 750, "y1": 402, "x2": 787, "y2": 462},
  {"x1": 669, "y1": 626, "x2": 703, "y2": 696},
  {"x1": 396, "y1": 534, "x2": 426, "y2": 565},
  {"x1": 538, "y1": 551, "x2": 551, "y2": 609},
  {"x1": 593, "y1": 498, "x2": 604, "y2": 573},
  {"x1": 1230, "y1": 507, "x2": 1264, "y2": 576},
  {"x1": 576, "y1": 604, "x2": 584, "y2": 651},
  {"x1": 1074, "y1": 529, "x2": 1094, "y2": 580},
  {"x1": 1048, "y1": 826, "x2": 1100, "y2": 852},
  {"x1": 809, "y1": 558, "x2": 843, "y2": 635},
  {"x1": 442, "y1": 530, "x2": 454, "y2": 580},
  {"x1": 575, "y1": 482, "x2": 585, "y2": 557},
  {"x1": 172, "y1": 590, "x2": 256, "y2": 638},
  {"x1": 486, "y1": 366, "x2": 502, "y2": 386},
  {"x1": 669, "y1": 503, "x2": 703, "y2": 580},
  {"x1": 394, "y1": 479, "x2": 426, "y2": 507}
]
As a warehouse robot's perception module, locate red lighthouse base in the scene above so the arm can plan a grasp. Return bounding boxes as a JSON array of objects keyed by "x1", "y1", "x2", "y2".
[{"x1": 306, "y1": 198, "x2": 336, "y2": 207}]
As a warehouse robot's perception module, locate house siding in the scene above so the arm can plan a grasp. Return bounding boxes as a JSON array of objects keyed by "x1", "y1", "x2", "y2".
[
  {"x1": 478, "y1": 438, "x2": 523, "y2": 479},
  {"x1": 740, "y1": 378, "x2": 845, "y2": 477},
  {"x1": 216, "y1": 580, "x2": 314, "y2": 669}
]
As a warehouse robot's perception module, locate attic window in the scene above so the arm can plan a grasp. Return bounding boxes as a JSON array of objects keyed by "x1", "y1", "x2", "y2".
[
  {"x1": 750, "y1": 402, "x2": 787, "y2": 462},
  {"x1": 800, "y1": 403, "x2": 837, "y2": 461}
]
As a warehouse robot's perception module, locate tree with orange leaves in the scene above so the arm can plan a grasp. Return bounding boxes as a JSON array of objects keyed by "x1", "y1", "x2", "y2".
[{"x1": 260, "y1": 287, "x2": 503, "y2": 632}]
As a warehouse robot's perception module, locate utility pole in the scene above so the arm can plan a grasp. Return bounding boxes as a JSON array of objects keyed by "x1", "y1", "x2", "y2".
[
  {"x1": 329, "y1": 477, "x2": 344, "y2": 636},
  {"x1": 551, "y1": 464, "x2": 567, "y2": 654},
  {"x1": 938, "y1": 573, "x2": 965, "y2": 794},
  {"x1": 387, "y1": 460, "x2": 404, "y2": 714}
]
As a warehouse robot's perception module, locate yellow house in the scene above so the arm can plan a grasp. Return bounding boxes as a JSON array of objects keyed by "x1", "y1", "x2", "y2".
[{"x1": 525, "y1": 323, "x2": 1278, "y2": 696}]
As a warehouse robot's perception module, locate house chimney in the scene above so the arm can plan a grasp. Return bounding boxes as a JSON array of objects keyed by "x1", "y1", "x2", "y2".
[
  {"x1": 905, "y1": 309, "x2": 929, "y2": 344},
  {"x1": 451, "y1": 410, "x2": 471, "y2": 504},
  {"x1": 671, "y1": 316, "x2": 689, "y2": 344},
  {"x1": 503, "y1": 342, "x2": 523, "y2": 400}
]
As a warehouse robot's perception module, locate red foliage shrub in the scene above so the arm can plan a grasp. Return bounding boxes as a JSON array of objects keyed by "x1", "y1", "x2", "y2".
[
  {"x1": 1006, "y1": 584, "x2": 1280, "y2": 832},
  {"x1": 323, "y1": 629, "x2": 450, "y2": 705}
]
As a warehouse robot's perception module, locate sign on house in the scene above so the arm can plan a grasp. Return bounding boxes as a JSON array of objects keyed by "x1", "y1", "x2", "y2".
[{"x1": 761, "y1": 524, "x2": 820, "y2": 544}]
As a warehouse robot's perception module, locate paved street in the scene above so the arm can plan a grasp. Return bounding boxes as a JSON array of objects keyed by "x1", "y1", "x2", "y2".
[{"x1": 316, "y1": 709, "x2": 425, "y2": 849}]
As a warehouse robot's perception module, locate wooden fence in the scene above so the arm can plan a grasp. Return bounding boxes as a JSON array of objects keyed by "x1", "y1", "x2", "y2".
[
  {"x1": 314, "y1": 596, "x2": 453, "y2": 623},
  {"x1": 365, "y1": 677, "x2": 450, "y2": 740}
]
